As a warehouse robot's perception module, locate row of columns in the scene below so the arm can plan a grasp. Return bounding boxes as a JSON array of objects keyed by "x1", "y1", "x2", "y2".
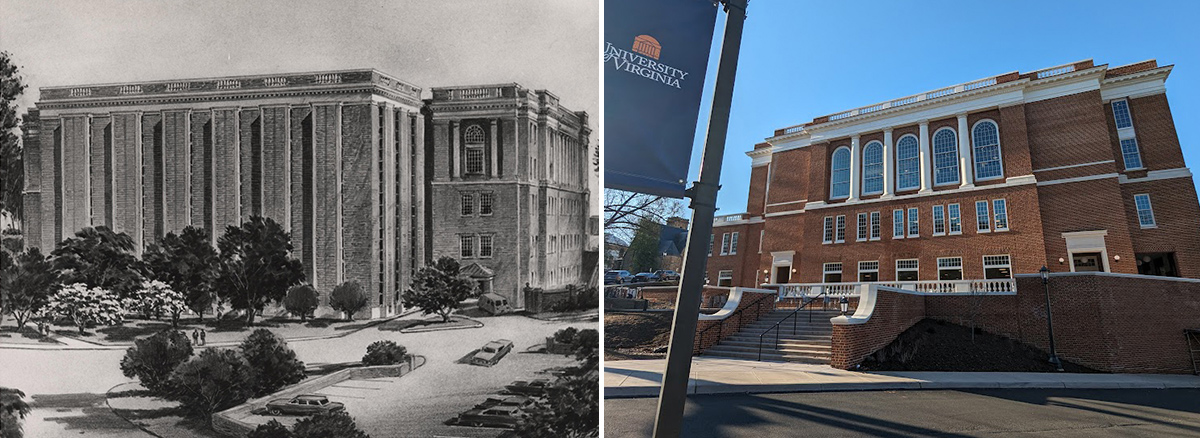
[{"x1": 843, "y1": 114, "x2": 979, "y2": 201}]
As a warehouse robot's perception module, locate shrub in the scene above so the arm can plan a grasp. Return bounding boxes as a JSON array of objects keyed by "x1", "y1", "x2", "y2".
[
  {"x1": 291, "y1": 411, "x2": 369, "y2": 438},
  {"x1": 248, "y1": 420, "x2": 293, "y2": 438},
  {"x1": 362, "y1": 340, "x2": 407, "y2": 366},
  {"x1": 283, "y1": 284, "x2": 320, "y2": 322},
  {"x1": 329, "y1": 281, "x2": 368, "y2": 321},
  {"x1": 240, "y1": 329, "x2": 306, "y2": 396},
  {"x1": 166, "y1": 348, "x2": 256, "y2": 423},
  {"x1": 553, "y1": 327, "x2": 579, "y2": 344},
  {"x1": 44, "y1": 283, "x2": 124, "y2": 334},
  {"x1": 1, "y1": 387, "x2": 32, "y2": 438},
  {"x1": 120, "y1": 329, "x2": 194, "y2": 393}
]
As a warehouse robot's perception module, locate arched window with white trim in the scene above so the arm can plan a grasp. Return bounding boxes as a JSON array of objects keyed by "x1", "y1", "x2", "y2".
[
  {"x1": 862, "y1": 141, "x2": 883, "y2": 195},
  {"x1": 972, "y1": 120, "x2": 1003, "y2": 181},
  {"x1": 830, "y1": 147, "x2": 851, "y2": 199},
  {"x1": 932, "y1": 128, "x2": 959, "y2": 186},
  {"x1": 895, "y1": 135, "x2": 920, "y2": 190}
]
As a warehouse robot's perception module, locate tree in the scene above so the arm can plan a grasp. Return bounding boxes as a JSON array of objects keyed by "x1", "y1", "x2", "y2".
[
  {"x1": 239, "y1": 329, "x2": 306, "y2": 397},
  {"x1": 514, "y1": 328, "x2": 599, "y2": 437},
  {"x1": 248, "y1": 420, "x2": 293, "y2": 438},
  {"x1": 120, "y1": 329, "x2": 193, "y2": 393},
  {"x1": 123, "y1": 281, "x2": 188, "y2": 327},
  {"x1": 329, "y1": 281, "x2": 369, "y2": 321},
  {"x1": 143, "y1": 226, "x2": 218, "y2": 321},
  {"x1": 44, "y1": 283, "x2": 124, "y2": 335},
  {"x1": 1, "y1": 387, "x2": 32, "y2": 438},
  {"x1": 290, "y1": 411, "x2": 370, "y2": 438},
  {"x1": 50, "y1": 226, "x2": 145, "y2": 298},
  {"x1": 213, "y1": 216, "x2": 305, "y2": 326},
  {"x1": 402, "y1": 257, "x2": 478, "y2": 323},
  {"x1": 1, "y1": 52, "x2": 27, "y2": 228},
  {"x1": 166, "y1": 348, "x2": 256, "y2": 425},
  {"x1": 283, "y1": 284, "x2": 319, "y2": 322},
  {"x1": 604, "y1": 189, "x2": 682, "y2": 245},
  {"x1": 1, "y1": 248, "x2": 56, "y2": 330},
  {"x1": 623, "y1": 217, "x2": 662, "y2": 274},
  {"x1": 362, "y1": 340, "x2": 407, "y2": 366}
]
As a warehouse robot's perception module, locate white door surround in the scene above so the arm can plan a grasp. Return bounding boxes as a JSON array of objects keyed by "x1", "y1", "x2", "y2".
[
  {"x1": 771, "y1": 251, "x2": 795, "y2": 283},
  {"x1": 1062, "y1": 230, "x2": 1111, "y2": 273}
]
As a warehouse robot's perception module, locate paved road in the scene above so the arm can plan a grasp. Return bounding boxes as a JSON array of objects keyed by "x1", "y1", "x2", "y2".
[{"x1": 605, "y1": 389, "x2": 1200, "y2": 437}]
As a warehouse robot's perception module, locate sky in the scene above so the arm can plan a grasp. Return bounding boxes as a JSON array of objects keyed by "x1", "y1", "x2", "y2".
[
  {"x1": 0, "y1": 0, "x2": 600, "y2": 194},
  {"x1": 685, "y1": 0, "x2": 1200, "y2": 215}
]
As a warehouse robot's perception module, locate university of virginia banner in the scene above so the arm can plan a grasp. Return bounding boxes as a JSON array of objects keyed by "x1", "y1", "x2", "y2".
[{"x1": 604, "y1": 0, "x2": 718, "y2": 198}]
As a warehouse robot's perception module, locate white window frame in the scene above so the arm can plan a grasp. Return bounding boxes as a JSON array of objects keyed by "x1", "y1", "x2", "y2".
[
  {"x1": 858, "y1": 260, "x2": 879, "y2": 282},
  {"x1": 971, "y1": 119, "x2": 1004, "y2": 182},
  {"x1": 1119, "y1": 138, "x2": 1144, "y2": 171},
  {"x1": 835, "y1": 215, "x2": 846, "y2": 243},
  {"x1": 720, "y1": 233, "x2": 731, "y2": 255},
  {"x1": 948, "y1": 203, "x2": 962, "y2": 235},
  {"x1": 895, "y1": 134, "x2": 921, "y2": 191},
  {"x1": 823, "y1": 216, "x2": 834, "y2": 244},
  {"x1": 1112, "y1": 99, "x2": 1133, "y2": 130},
  {"x1": 1134, "y1": 193, "x2": 1157, "y2": 228},
  {"x1": 460, "y1": 235, "x2": 476, "y2": 258},
  {"x1": 869, "y1": 211, "x2": 881, "y2": 241},
  {"x1": 907, "y1": 207, "x2": 919, "y2": 238},
  {"x1": 717, "y1": 270, "x2": 734, "y2": 287},
  {"x1": 992, "y1": 199, "x2": 1009, "y2": 232},
  {"x1": 759, "y1": 230, "x2": 765, "y2": 254},
  {"x1": 830, "y1": 146, "x2": 852, "y2": 200},
  {"x1": 896, "y1": 259, "x2": 919, "y2": 281},
  {"x1": 856, "y1": 213, "x2": 869, "y2": 242},
  {"x1": 975, "y1": 200, "x2": 991, "y2": 233},
  {"x1": 983, "y1": 254, "x2": 1012, "y2": 279},
  {"x1": 932, "y1": 205, "x2": 946, "y2": 236},
  {"x1": 708, "y1": 234, "x2": 714, "y2": 256},
  {"x1": 937, "y1": 257, "x2": 964, "y2": 280},
  {"x1": 892, "y1": 209, "x2": 905, "y2": 240},
  {"x1": 730, "y1": 232, "x2": 739, "y2": 255},
  {"x1": 932, "y1": 127, "x2": 960, "y2": 186},
  {"x1": 861, "y1": 141, "x2": 885, "y2": 195},
  {"x1": 823, "y1": 262, "x2": 843, "y2": 281},
  {"x1": 479, "y1": 235, "x2": 494, "y2": 258}
]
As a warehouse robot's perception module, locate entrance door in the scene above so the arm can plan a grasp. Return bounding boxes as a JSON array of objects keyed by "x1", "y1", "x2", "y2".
[
  {"x1": 1072, "y1": 252, "x2": 1104, "y2": 272},
  {"x1": 774, "y1": 266, "x2": 791, "y2": 284}
]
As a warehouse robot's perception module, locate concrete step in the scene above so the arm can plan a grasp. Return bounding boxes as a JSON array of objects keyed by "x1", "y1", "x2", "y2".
[
  {"x1": 725, "y1": 333, "x2": 832, "y2": 343},
  {"x1": 700, "y1": 350, "x2": 830, "y2": 364},
  {"x1": 707, "y1": 344, "x2": 831, "y2": 356},
  {"x1": 738, "y1": 327, "x2": 833, "y2": 336},
  {"x1": 719, "y1": 339, "x2": 830, "y2": 350}
]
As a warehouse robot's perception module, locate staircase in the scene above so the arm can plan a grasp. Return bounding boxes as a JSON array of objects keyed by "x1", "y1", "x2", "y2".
[{"x1": 701, "y1": 309, "x2": 840, "y2": 363}]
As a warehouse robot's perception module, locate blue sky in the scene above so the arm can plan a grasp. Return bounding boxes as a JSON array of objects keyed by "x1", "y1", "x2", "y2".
[{"x1": 687, "y1": 0, "x2": 1200, "y2": 215}]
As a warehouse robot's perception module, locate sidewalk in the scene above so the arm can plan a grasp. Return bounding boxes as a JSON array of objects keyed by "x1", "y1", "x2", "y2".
[{"x1": 604, "y1": 357, "x2": 1200, "y2": 398}]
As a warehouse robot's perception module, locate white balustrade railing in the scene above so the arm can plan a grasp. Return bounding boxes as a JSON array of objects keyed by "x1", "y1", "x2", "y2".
[{"x1": 767, "y1": 278, "x2": 1015, "y2": 300}]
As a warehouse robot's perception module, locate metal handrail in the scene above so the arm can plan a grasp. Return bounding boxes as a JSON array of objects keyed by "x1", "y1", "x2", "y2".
[
  {"x1": 694, "y1": 293, "x2": 776, "y2": 355},
  {"x1": 757, "y1": 291, "x2": 829, "y2": 361}
]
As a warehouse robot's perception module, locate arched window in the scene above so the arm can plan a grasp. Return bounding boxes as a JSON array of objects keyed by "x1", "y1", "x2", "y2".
[
  {"x1": 862, "y1": 141, "x2": 883, "y2": 195},
  {"x1": 972, "y1": 120, "x2": 1003, "y2": 180},
  {"x1": 464, "y1": 125, "x2": 485, "y2": 144},
  {"x1": 932, "y1": 128, "x2": 959, "y2": 186},
  {"x1": 896, "y1": 135, "x2": 920, "y2": 190},
  {"x1": 830, "y1": 147, "x2": 851, "y2": 199}
]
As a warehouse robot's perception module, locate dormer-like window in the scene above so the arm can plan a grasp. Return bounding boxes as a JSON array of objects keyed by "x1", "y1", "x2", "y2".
[
  {"x1": 933, "y1": 128, "x2": 959, "y2": 186},
  {"x1": 830, "y1": 147, "x2": 851, "y2": 199},
  {"x1": 862, "y1": 141, "x2": 883, "y2": 195},
  {"x1": 972, "y1": 120, "x2": 1003, "y2": 181}
]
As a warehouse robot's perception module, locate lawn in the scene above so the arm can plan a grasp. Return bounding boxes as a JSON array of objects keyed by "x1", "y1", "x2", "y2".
[{"x1": 2, "y1": 314, "x2": 385, "y2": 346}]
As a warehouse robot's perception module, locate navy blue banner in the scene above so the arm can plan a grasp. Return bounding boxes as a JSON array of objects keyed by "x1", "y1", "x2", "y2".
[{"x1": 604, "y1": 0, "x2": 718, "y2": 198}]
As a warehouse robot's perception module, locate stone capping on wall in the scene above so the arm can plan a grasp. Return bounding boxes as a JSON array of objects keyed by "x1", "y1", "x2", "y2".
[
  {"x1": 698, "y1": 286, "x2": 766, "y2": 320},
  {"x1": 831, "y1": 285, "x2": 1016, "y2": 326},
  {"x1": 1014, "y1": 271, "x2": 1200, "y2": 284}
]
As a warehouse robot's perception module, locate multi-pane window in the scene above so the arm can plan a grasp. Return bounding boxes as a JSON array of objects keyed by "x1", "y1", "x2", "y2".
[
  {"x1": 759, "y1": 230, "x2": 765, "y2": 254},
  {"x1": 907, "y1": 207, "x2": 919, "y2": 237},
  {"x1": 948, "y1": 203, "x2": 962, "y2": 234},
  {"x1": 823, "y1": 217, "x2": 834, "y2": 244},
  {"x1": 480, "y1": 235, "x2": 493, "y2": 258},
  {"x1": 1112, "y1": 99, "x2": 1133, "y2": 129},
  {"x1": 730, "y1": 232, "x2": 739, "y2": 255},
  {"x1": 870, "y1": 211, "x2": 881, "y2": 240},
  {"x1": 1134, "y1": 194, "x2": 1156, "y2": 228},
  {"x1": 480, "y1": 193, "x2": 494, "y2": 216},
  {"x1": 896, "y1": 259, "x2": 919, "y2": 281},
  {"x1": 993, "y1": 199, "x2": 1009, "y2": 231},
  {"x1": 858, "y1": 261, "x2": 879, "y2": 282},
  {"x1": 975, "y1": 200, "x2": 990, "y2": 232},
  {"x1": 835, "y1": 215, "x2": 846, "y2": 243},
  {"x1": 721, "y1": 233, "x2": 731, "y2": 255},
  {"x1": 862, "y1": 141, "x2": 884, "y2": 195},
  {"x1": 717, "y1": 270, "x2": 734, "y2": 287},
  {"x1": 709, "y1": 234, "x2": 714, "y2": 255},
  {"x1": 892, "y1": 209, "x2": 905, "y2": 239},
  {"x1": 1120, "y1": 138, "x2": 1143, "y2": 170},
  {"x1": 465, "y1": 147, "x2": 484, "y2": 174},
  {"x1": 461, "y1": 193, "x2": 474, "y2": 216},
  {"x1": 972, "y1": 121, "x2": 1003, "y2": 180},
  {"x1": 937, "y1": 257, "x2": 963, "y2": 280},
  {"x1": 896, "y1": 135, "x2": 921, "y2": 190},
  {"x1": 830, "y1": 147, "x2": 852, "y2": 199},
  {"x1": 983, "y1": 255, "x2": 1011, "y2": 279},
  {"x1": 933, "y1": 205, "x2": 946, "y2": 236},
  {"x1": 823, "y1": 263, "x2": 843, "y2": 283},
  {"x1": 933, "y1": 128, "x2": 960, "y2": 186},
  {"x1": 460, "y1": 235, "x2": 475, "y2": 258},
  {"x1": 856, "y1": 213, "x2": 869, "y2": 242}
]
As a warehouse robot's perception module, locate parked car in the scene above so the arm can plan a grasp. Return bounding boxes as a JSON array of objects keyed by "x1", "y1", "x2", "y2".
[
  {"x1": 474, "y1": 395, "x2": 537, "y2": 411},
  {"x1": 264, "y1": 395, "x2": 345, "y2": 416},
  {"x1": 470, "y1": 339, "x2": 514, "y2": 366},
  {"x1": 633, "y1": 272, "x2": 660, "y2": 283},
  {"x1": 503, "y1": 379, "x2": 551, "y2": 396},
  {"x1": 454, "y1": 405, "x2": 528, "y2": 429},
  {"x1": 478, "y1": 293, "x2": 511, "y2": 315},
  {"x1": 605, "y1": 270, "x2": 633, "y2": 284},
  {"x1": 655, "y1": 270, "x2": 680, "y2": 281}
]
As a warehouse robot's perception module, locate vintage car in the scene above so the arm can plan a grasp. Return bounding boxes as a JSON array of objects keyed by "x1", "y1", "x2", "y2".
[
  {"x1": 454, "y1": 405, "x2": 528, "y2": 428},
  {"x1": 474, "y1": 395, "x2": 538, "y2": 411},
  {"x1": 264, "y1": 394, "x2": 344, "y2": 416},
  {"x1": 502, "y1": 379, "x2": 551, "y2": 396},
  {"x1": 470, "y1": 339, "x2": 514, "y2": 366}
]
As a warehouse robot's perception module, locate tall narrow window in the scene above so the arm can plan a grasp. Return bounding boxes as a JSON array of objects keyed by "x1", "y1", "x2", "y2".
[
  {"x1": 937, "y1": 257, "x2": 963, "y2": 280},
  {"x1": 862, "y1": 141, "x2": 884, "y2": 195},
  {"x1": 1134, "y1": 194, "x2": 1156, "y2": 228},
  {"x1": 730, "y1": 232, "x2": 739, "y2": 255},
  {"x1": 896, "y1": 135, "x2": 920, "y2": 190},
  {"x1": 993, "y1": 199, "x2": 1009, "y2": 231},
  {"x1": 759, "y1": 230, "x2": 765, "y2": 254},
  {"x1": 972, "y1": 120, "x2": 1003, "y2": 180},
  {"x1": 1120, "y1": 138, "x2": 1143, "y2": 170},
  {"x1": 464, "y1": 125, "x2": 486, "y2": 175},
  {"x1": 948, "y1": 203, "x2": 962, "y2": 234},
  {"x1": 835, "y1": 215, "x2": 846, "y2": 243},
  {"x1": 460, "y1": 235, "x2": 475, "y2": 258},
  {"x1": 721, "y1": 233, "x2": 731, "y2": 255},
  {"x1": 892, "y1": 209, "x2": 905, "y2": 239},
  {"x1": 1112, "y1": 99, "x2": 1133, "y2": 129},
  {"x1": 823, "y1": 217, "x2": 834, "y2": 244},
  {"x1": 907, "y1": 207, "x2": 919, "y2": 237},
  {"x1": 933, "y1": 205, "x2": 946, "y2": 236},
  {"x1": 480, "y1": 193, "x2": 494, "y2": 216},
  {"x1": 976, "y1": 200, "x2": 990, "y2": 232},
  {"x1": 870, "y1": 211, "x2": 881, "y2": 240},
  {"x1": 933, "y1": 128, "x2": 960, "y2": 186},
  {"x1": 830, "y1": 147, "x2": 851, "y2": 199},
  {"x1": 709, "y1": 234, "x2": 714, "y2": 255},
  {"x1": 480, "y1": 235, "x2": 493, "y2": 258},
  {"x1": 461, "y1": 193, "x2": 474, "y2": 216},
  {"x1": 856, "y1": 213, "x2": 869, "y2": 242},
  {"x1": 896, "y1": 259, "x2": 919, "y2": 281}
]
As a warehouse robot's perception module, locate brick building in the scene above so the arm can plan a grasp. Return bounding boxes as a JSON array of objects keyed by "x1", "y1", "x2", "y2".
[
  {"x1": 22, "y1": 70, "x2": 592, "y2": 317},
  {"x1": 708, "y1": 59, "x2": 1200, "y2": 288}
]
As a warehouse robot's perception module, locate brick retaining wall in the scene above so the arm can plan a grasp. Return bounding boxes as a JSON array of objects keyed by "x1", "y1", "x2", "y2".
[
  {"x1": 692, "y1": 288, "x2": 777, "y2": 354},
  {"x1": 829, "y1": 288, "x2": 926, "y2": 369}
]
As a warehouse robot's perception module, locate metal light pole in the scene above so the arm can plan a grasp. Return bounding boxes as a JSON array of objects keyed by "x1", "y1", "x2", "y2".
[
  {"x1": 651, "y1": 1, "x2": 747, "y2": 437},
  {"x1": 1040, "y1": 266, "x2": 1064, "y2": 372}
]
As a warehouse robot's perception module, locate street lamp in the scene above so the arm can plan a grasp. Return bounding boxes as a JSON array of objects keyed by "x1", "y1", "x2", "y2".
[
  {"x1": 839, "y1": 296, "x2": 850, "y2": 315},
  {"x1": 1039, "y1": 266, "x2": 1064, "y2": 372}
]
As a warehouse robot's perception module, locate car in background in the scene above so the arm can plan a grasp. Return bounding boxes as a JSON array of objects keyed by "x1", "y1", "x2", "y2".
[
  {"x1": 502, "y1": 379, "x2": 552, "y2": 396},
  {"x1": 632, "y1": 272, "x2": 660, "y2": 283},
  {"x1": 470, "y1": 339, "x2": 514, "y2": 366},
  {"x1": 264, "y1": 394, "x2": 344, "y2": 416},
  {"x1": 605, "y1": 270, "x2": 634, "y2": 284},
  {"x1": 474, "y1": 395, "x2": 537, "y2": 411},
  {"x1": 453, "y1": 405, "x2": 528, "y2": 429},
  {"x1": 655, "y1": 270, "x2": 680, "y2": 281}
]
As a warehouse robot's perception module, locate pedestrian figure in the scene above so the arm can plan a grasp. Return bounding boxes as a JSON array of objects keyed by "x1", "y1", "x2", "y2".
[
  {"x1": 200, "y1": 329, "x2": 207, "y2": 346},
  {"x1": 192, "y1": 329, "x2": 200, "y2": 345}
]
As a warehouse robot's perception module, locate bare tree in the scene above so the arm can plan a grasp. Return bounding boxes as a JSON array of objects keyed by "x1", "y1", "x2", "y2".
[{"x1": 604, "y1": 189, "x2": 683, "y2": 243}]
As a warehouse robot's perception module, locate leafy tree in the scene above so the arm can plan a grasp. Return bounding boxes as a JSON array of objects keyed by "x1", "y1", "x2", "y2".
[
  {"x1": 50, "y1": 226, "x2": 144, "y2": 298},
  {"x1": 1, "y1": 387, "x2": 32, "y2": 438},
  {"x1": 1, "y1": 51, "x2": 27, "y2": 228},
  {"x1": 166, "y1": 348, "x2": 256, "y2": 425},
  {"x1": 240, "y1": 329, "x2": 306, "y2": 397},
  {"x1": 1, "y1": 248, "x2": 56, "y2": 330},
  {"x1": 44, "y1": 283, "x2": 124, "y2": 334},
  {"x1": 143, "y1": 226, "x2": 218, "y2": 321},
  {"x1": 291, "y1": 411, "x2": 370, "y2": 438},
  {"x1": 213, "y1": 216, "x2": 305, "y2": 325},
  {"x1": 120, "y1": 329, "x2": 193, "y2": 393},
  {"x1": 123, "y1": 280, "x2": 188, "y2": 327},
  {"x1": 329, "y1": 281, "x2": 369, "y2": 321},
  {"x1": 514, "y1": 328, "x2": 599, "y2": 438},
  {"x1": 402, "y1": 257, "x2": 479, "y2": 322},
  {"x1": 623, "y1": 217, "x2": 662, "y2": 274},
  {"x1": 283, "y1": 284, "x2": 320, "y2": 322},
  {"x1": 362, "y1": 340, "x2": 407, "y2": 366},
  {"x1": 248, "y1": 420, "x2": 293, "y2": 438}
]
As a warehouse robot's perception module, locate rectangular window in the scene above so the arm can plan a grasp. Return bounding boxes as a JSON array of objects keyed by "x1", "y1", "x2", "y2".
[
  {"x1": 461, "y1": 193, "x2": 474, "y2": 216},
  {"x1": 717, "y1": 270, "x2": 733, "y2": 287},
  {"x1": 465, "y1": 147, "x2": 484, "y2": 174},
  {"x1": 975, "y1": 200, "x2": 990, "y2": 233},
  {"x1": 460, "y1": 235, "x2": 475, "y2": 258},
  {"x1": 933, "y1": 205, "x2": 946, "y2": 236},
  {"x1": 759, "y1": 230, "x2": 765, "y2": 254},
  {"x1": 993, "y1": 199, "x2": 1009, "y2": 231},
  {"x1": 1134, "y1": 194, "x2": 1156, "y2": 228},
  {"x1": 870, "y1": 211, "x2": 881, "y2": 240},
  {"x1": 892, "y1": 209, "x2": 905, "y2": 239},
  {"x1": 721, "y1": 233, "x2": 731, "y2": 255},
  {"x1": 983, "y1": 255, "x2": 1011, "y2": 279},
  {"x1": 937, "y1": 257, "x2": 963, "y2": 280},
  {"x1": 835, "y1": 215, "x2": 846, "y2": 243},
  {"x1": 480, "y1": 193, "x2": 493, "y2": 216},
  {"x1": 858, "y1": 261, "x2": 879, "y2": 282},
  {"x1": 730, "y1": 232, "x2": 739, "y2": 255},
  {"x1": 907, "y1": 207, "x2": 919, "y2": 238},
  {"x1": 948, "y1": 203, "x2": 962, "y2": 235},
  {"x1": 1120, "y1": 138, "x2": 1143, "y2": 170},
  {"x1": 823, "y1": 262, "x2": 843, "y2": 283},
  {"x1": 1112, "y1": 99, "x2": 1133, "y2": 130},
  {"x1": 823, "y1": 217, "x2": 834, "y2": 244},
  {"x1": 856, "y1": 213, "x2": 868, "y2": 242},
  {"x1": 709, "y1": 234, "x2": 714, "y2": 256},
  {"x1": 480, "y1": 235, "x2": 493, "y2": 258},
  {"x1": 896, "y1": 259, "x2": 919, "y2": 281}
]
